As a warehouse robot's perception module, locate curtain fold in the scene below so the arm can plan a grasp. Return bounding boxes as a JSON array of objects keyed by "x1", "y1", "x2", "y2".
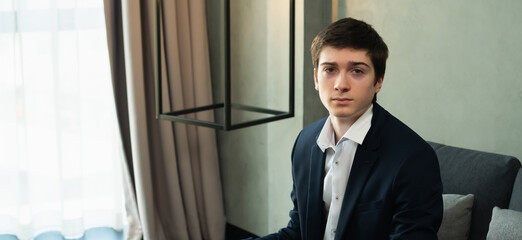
[
  {"x1": 103, "y1": 2, "x2": 143, "y2": 239},
  {"x1": 104, "y1": 0, "x2": 226, "y2": 239}
]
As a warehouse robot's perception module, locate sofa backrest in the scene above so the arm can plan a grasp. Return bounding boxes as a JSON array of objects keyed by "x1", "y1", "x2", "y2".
[{"x1": 428, "y1": 142, "x2": 521, "y2": 240}]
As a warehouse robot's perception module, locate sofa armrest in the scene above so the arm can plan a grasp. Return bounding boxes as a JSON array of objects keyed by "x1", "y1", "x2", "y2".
[{"x1": 509, "y1": 168, "x2": 522, "y2": 211}]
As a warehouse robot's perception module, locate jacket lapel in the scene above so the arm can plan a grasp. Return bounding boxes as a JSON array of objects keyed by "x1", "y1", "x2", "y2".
[
  {"x1": 334, "y1": 145, "x2": 378, "y2": 239},
  {"x1": 305, "y1": 144, "x2": 326, "y2": 240},
  {"x1": 334, "y1": 104, "x2": 385, "y2": 240}
]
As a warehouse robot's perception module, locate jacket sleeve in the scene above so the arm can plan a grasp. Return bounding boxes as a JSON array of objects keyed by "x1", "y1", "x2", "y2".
[{"x1": 389, "y1": 148, "x2": 444, "y2": 240}]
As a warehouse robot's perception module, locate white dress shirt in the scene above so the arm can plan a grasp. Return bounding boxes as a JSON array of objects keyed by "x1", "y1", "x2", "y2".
[{"x1": 316, "y1": 104, "x2": 373, "y2": 240}]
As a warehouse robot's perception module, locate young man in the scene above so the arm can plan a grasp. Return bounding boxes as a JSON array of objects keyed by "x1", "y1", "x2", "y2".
[{"x1": 257, "y1": 18, "x2": 443, "y2": 239}]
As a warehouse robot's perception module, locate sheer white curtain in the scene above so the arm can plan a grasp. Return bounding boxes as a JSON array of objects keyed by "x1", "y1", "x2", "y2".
[{"x1": 0, "y1": 0, "x2": 125, "y2": 239}]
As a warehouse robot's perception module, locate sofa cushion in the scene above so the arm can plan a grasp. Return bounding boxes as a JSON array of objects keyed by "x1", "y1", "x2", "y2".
[
  {"x1": 486, "y1": 207, "x2": 522, "y2": 240},
  {"x1": 438, "y1": 194, "x2": 474, "y2": 240},
  {"x1": 428, "y1": 142, "x2": 521, "y2": 240}
]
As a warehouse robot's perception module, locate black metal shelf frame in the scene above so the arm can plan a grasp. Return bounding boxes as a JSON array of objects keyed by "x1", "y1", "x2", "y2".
[{"x1": 155, "y1": 0, "x2": 295, "y2": 130}]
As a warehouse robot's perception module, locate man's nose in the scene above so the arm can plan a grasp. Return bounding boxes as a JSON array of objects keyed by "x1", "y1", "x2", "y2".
[{"x1": 334, "y1": 72, "x2": 350, "y2": 92}]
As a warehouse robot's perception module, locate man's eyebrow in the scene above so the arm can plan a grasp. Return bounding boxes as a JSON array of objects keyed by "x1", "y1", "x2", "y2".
[
  {"x1": 319, "y1": 61, "x2": 371, "y2": 68},
  {"x1": 349, "y1": 61, "x2": 371, "y2": 68},
  {"x1": 319, "y1": 62, "x2": 338, "y2": 66}
]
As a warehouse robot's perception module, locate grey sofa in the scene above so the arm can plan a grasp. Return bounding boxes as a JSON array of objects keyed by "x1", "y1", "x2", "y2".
[{"x1": 429, "y1": 142, "x2": 522, "y2": 240}]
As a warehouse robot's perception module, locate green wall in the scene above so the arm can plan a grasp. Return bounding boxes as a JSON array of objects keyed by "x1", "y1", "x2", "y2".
[
  {"x1": 342, "y1": 0, "x2": 522, "y2": 161},
  {"x1": 209, "y1": 0, "x2": 522, "y2": 237}
]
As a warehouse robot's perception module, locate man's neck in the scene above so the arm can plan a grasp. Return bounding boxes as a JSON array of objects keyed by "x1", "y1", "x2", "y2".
[
  {"x1": 330, "y1": 105, "x2": 373, "y2": 144},
  {"x1": 331, "y1": 117, "x2": 353, "y2": 144}
]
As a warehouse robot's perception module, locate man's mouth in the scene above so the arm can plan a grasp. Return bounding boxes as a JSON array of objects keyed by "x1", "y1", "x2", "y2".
[{"x1": 332, "y1": 97, "x2": 353, "y2": 104}]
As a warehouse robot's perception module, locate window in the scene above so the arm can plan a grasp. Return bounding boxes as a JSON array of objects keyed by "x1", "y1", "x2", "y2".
[{"x1": 0, "y1": 0, "x2": 125, "y2": 239}]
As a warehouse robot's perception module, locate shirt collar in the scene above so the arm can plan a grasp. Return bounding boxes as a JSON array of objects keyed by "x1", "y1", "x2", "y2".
[
  {"x1": 316, "y1": 117, "x2": 336, "y2": 152},
  {"x1": 316, "y1": 104, "x2": 374, "y2": 152}
]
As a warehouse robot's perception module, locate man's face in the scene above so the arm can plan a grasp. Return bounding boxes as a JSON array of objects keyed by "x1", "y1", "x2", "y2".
[{"x1": 314, "y1": 46, "x2": 383, "y2": 124}]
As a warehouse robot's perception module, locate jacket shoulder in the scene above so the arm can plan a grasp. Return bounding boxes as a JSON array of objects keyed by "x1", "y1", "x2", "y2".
[{"x1": 371, "y1": 104, "x2": 434, "y2": 155}]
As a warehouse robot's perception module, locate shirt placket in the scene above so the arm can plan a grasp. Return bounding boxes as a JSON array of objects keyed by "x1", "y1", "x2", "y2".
[{"x1": 328, "y1": 142, "x2": 344, "y2": 238}]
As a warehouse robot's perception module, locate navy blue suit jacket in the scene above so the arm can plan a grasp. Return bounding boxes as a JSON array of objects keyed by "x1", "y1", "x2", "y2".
[{"x1": 259, "y1": 103, "x2": 443, "y2": 240}]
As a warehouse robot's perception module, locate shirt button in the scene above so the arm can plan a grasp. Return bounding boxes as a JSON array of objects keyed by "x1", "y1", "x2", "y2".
[
  {"x1": 335, "y1": 161, "x2": 339, "y2": 165},
  {"x1": 335, "y1": 196, "x2": 339, "y2": 200}
]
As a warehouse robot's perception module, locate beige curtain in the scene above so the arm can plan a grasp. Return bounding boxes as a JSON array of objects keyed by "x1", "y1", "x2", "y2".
[{"x1": 104, "y1": 0, "x2": 226, "y2": 239}]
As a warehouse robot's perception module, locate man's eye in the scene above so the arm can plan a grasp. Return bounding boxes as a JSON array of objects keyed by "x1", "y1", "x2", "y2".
[
  {"x1": 325, "y1": 68, "x2": 335, "y2": 73},
  {"x1": 352, "y1": 69, "x2": 364, "y2": 74}
]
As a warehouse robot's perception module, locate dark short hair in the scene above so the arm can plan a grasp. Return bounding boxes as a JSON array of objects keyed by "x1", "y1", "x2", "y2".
[{"x1": 311, "y1": 18, "x2": 389, "y2": 84}]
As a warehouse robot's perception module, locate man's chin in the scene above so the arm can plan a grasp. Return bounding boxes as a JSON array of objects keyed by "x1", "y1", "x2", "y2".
[
  {"x1": 329, "y1": 109, "x2": 368, "y2": 122},
  {"x1": 329, "y1": 112, "x2": 356, "y2": 119}
]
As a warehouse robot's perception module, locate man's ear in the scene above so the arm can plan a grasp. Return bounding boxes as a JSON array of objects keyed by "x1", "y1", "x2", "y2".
[
  {"x1": 375, "y1": 76, "x2": 384, "y2": 93},
  {"x1": 314, "y1": 68, "x2": 319, "y2": 90}
]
